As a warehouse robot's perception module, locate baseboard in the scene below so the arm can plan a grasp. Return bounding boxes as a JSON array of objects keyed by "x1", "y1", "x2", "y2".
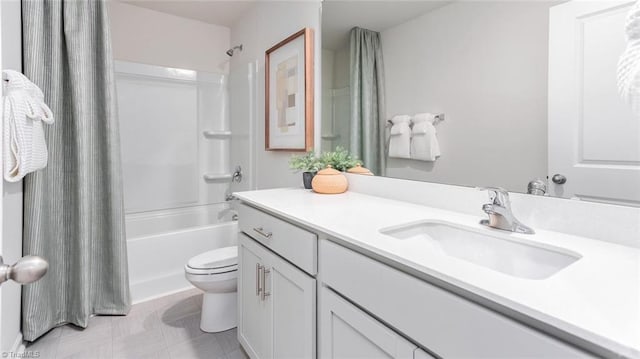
[
  {"x1": 10, "y1": 332, "x2": 24, "y2": 354},
  {"x1": 130, "y1": 271, "x2": 195, "y2": 304}
]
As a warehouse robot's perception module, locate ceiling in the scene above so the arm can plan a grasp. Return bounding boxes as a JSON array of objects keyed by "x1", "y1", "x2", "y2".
[
  {"x1": 121, "y1": 0, "x2": 256, "y2": 28},
  {"x1": 322, "y1": 1, "x2": 453, "y2": 50},
  {"x1": 120, "y1": 0, "x2": 453, "y2": 49}
]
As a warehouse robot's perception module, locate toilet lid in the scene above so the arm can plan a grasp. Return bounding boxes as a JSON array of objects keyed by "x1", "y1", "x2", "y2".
[{"x1": 187, "y1": 246, "x2": 238, "y2": 270}]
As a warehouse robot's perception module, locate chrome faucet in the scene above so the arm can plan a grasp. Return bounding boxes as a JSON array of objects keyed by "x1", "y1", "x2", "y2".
[{"x1": 478, "y1": 187, "x2": 535, "y2": 234}]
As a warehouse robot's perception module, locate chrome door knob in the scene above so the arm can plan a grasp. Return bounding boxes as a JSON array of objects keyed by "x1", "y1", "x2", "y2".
[
  {"x1": 0, "y1": 255, "x2": 48, "y2": 285},
  {"x1": 552, "y1": 174, "x2": 567, "y2": 184}
]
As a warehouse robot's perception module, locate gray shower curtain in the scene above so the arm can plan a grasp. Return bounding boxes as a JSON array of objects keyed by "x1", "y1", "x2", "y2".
[
  {"x1": 21, "y1": 0, "x2": 130, "y2": 341},
  {"x1": 349, "y1": 27, "x2": 386, "y2": 176}
]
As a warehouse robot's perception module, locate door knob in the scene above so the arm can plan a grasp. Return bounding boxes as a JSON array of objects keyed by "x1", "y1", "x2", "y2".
[
  {"x1": 0, "y1": 255, "x2": 48, "y2": 285},
  {"x1": 551, "y1": 174, "x2": 567, "y2": 184}
]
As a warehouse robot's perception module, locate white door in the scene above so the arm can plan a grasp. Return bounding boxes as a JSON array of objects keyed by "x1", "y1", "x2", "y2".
[
  {"x1": 238, "y1": 234, "x2": 269, "y2": 359},
  {"x1": 319, "y1": 286, "x2": 420, "y2": 359},
  {"x1": 549, "y1": 0, "x2": 640, "y2": 206},
  {"x1": 0, "y1": 0, "x2": 25, "y2": 353},
  {"x1": 267, "y1": 248, "x2": 315, "y2": 359},
  {"x1": 0, "y1": 2, "x2": 5, "y2": 348}
]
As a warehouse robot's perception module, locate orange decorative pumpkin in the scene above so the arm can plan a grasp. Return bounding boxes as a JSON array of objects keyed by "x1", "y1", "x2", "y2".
[{"x1": 311, "y1": 165, "x2": 348, "y2": 194}]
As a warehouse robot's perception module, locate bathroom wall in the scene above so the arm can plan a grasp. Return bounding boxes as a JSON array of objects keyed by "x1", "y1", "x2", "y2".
[
  {"x1": 229, "y1": 1, "x2": 322, "y2": 190},
  {"x1": 321, "y1": 49, "x2": 335, "y2": 151},
  {"x1": 0, "y1": 0, "x2": 24, "y2": 352},
  {"x1": 321, "y1": 45, "x2": 351, "y2": 151},
  {"x1": 108, "y1": 1, "x2": 230, "y2": 74},
  {"x1": 381, "y1": 1, "x2": 553, "y2": 192},
  {"x1": 333, "y1": 45, "x2": 349, "y2": 90}
]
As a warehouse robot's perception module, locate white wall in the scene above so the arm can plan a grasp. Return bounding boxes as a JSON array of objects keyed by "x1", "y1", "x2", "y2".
[
  {"x1": 321, "y1": 43, "x2": 351, "y2": 152},
  {"x1": 333, "y1": 45, "x2": 349, "y2": 90},
  {"x1": 229, "y1": 1, "x2": 322, "y2": 190},
  {"x1": 382, "y1": 1, "x2": 554, "y2": 192},
  {"x1": 0, "y1": 0, "x2": 23, "y2": 351},
  {"x1": 321, "y1": 49, "x2": 335, "y2": 150},
  {"x1": 108, "y1": 1, "x2": 230, "y2": 74}
]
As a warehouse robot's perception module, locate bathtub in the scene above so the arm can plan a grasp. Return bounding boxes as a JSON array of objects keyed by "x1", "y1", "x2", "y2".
[{"x1": 126, "y1": 204, "x2": 238, "y2": 303}]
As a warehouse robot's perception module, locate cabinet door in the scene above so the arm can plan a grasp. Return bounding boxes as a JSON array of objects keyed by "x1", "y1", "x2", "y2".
[
  {"x1": 238, "y1": 234, "x2": 269, "y2": 359},
  {"x1": 319, "y1": 286, "x2": 417, "y2": 359},
  {"x1": 266, "y1": 248, "x2": 316, "y2": 359}
]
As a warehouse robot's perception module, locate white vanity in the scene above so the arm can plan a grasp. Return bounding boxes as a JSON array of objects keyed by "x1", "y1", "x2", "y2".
[{"x1": 234, "y1": 177, "x2": 639, "y2": 359}]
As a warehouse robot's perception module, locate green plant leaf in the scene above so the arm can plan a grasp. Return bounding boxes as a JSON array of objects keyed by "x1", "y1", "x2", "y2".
[
  {"x1": 319, "y1": 146, "x2": 360, "y2": 172},
  {"x1": 289, "y1": 150, "x2": 322, "y2": 172}
]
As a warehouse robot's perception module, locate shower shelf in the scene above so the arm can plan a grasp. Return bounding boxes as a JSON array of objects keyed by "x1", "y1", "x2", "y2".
[
  {"x1": 203, "y1": 130, "x2": 232, "y2": 138},
  {"x1": 203, "y1": 173, "x2": 233, "y2": 181}
]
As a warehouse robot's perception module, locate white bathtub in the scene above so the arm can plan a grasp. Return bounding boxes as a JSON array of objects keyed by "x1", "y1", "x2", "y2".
[{"x1": 127, "y1": 210, "x2": 238, "y2": 303}]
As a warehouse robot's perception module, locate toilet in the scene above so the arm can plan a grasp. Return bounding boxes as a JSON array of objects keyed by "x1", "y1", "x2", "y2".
[{"x1": 185, "y1": 246, "x2": 238, "y2": 333}]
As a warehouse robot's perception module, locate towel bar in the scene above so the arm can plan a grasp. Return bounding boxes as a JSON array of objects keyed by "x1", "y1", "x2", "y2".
[{"x1": 386, "y1": 113, "x2": 445, "y2": 128}]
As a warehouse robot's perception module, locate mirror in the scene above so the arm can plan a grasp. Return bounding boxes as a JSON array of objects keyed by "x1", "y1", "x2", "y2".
[{"x1": 321, "y1": 0, "x2": 640, "y2": 206}]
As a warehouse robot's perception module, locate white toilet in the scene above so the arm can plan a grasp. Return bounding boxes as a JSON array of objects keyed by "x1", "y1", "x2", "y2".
[{"x1": 184, "y1": 246, "x2": 238, "y2": 333}]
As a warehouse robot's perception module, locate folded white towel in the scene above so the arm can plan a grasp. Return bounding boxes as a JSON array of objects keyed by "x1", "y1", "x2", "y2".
[
  {"x1": 618, "y1": 1, "x2": 640, "y2": 115},
  {"x1": 410, "y1": 113, "x2": 440, "y2": 161},
  {"x1": 3, "y1": 70, "x2": 54, "y2": 182},
  {"x1": 388, "y1": 115, "x2": 411, "y2": 159}
]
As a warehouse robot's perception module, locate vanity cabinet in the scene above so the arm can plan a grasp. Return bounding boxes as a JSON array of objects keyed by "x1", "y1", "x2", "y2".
[
  {"x1": 238, "y1": 204, "x2": 317, "y2": 359},
  {"x1": 320, "y1": 286, "x2": 434, "y2": 359},
  {"x1": 236, "y1": 199, "x2": 600, "y2": 359},
  {"x1": 319, "y1": 239, "x2": 593, "y2": 358}
]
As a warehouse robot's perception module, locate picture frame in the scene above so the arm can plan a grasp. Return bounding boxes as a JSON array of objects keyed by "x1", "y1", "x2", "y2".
[{"x1": 265, "y1": 28, "x2": 314, "y2": 151}]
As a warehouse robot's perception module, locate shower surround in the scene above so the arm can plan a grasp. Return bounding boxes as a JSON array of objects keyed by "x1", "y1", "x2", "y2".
[{"x1": 115, "y1": 61, "x2": 233, "y2": 302}]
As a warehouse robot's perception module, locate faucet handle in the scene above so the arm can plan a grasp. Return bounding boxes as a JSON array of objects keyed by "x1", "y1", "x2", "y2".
[{"x1": 477, "y1": 186, "x2": 510, "y2": 206}]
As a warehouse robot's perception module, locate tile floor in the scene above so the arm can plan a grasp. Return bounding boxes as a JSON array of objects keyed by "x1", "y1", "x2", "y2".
[{"x1": 25, "y1": 288, "x2": 248, "y2": 359}]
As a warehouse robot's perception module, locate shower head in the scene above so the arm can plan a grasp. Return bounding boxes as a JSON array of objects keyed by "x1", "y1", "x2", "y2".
[{"x1": 226, "y1": 44, "x2": 243, "y2": 57}]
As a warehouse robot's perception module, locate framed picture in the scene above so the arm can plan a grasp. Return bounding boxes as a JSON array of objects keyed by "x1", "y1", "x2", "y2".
[{"x1": 265, "y1": 28, "x2": 314, "y2": 151}]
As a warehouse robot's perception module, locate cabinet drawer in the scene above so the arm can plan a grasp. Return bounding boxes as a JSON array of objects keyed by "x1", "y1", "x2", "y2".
[
  {"x1": 320, "y1": 239, "x2": 593, "y2": 358},
  {"x1": 238, "y1": 203, "x2": 317, "y2": 275}
]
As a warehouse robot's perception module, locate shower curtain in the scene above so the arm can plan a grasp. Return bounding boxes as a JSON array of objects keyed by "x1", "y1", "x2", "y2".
[
  {"x1": 349, "y1": 27, "x2": 387, "y2": 176},
  {"x1": 21, "y1": 0, "x2": 130, "y2": 341}
]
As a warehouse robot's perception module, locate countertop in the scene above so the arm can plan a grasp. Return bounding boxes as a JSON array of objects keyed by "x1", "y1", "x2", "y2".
[{"x1": 234, "y1": 188, "x2": 640, "y2": 358}]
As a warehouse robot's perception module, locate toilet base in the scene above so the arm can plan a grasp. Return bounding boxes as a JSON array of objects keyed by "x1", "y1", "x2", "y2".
[{"x1": 200, "y1": 291, "x2": 237, "y2": 333}]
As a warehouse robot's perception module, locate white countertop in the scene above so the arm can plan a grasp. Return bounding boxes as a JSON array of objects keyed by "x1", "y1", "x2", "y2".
[{"x1": 234, "y1": 188, "x2": 640, "y2": 358}]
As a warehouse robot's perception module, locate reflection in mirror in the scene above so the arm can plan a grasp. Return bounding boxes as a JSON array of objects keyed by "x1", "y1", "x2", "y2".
[{"x1": 321, "y1": 0, "x2": 640, "y2": 206}]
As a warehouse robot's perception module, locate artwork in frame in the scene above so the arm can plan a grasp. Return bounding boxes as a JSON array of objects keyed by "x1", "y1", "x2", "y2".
[{"x1": 265, "y1": 28, "x2": 314, "y2": 151}]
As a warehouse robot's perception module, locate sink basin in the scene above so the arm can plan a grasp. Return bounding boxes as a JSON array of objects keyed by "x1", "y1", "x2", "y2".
[{"x1": 379, "y1": 221, "x2": 580, "y2": 280}]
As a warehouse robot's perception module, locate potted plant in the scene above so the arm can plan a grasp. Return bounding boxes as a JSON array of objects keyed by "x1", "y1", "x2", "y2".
[
  {"x1": 289, "y1": 151, "x2": 322, "y2": 189},
  {"x1": 319, "y1": 146, "x2": 360, "y2": 172}
]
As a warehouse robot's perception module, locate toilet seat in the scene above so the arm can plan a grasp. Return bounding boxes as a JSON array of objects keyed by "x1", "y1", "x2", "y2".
[{"x1": 185, "y1": 246, "x2": 238, "y2": 275}]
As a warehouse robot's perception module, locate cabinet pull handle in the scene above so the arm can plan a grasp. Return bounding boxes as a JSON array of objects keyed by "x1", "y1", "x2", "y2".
[
  {"x1": 253, "y1": 227, "x2": 272, "y2": 239},
  {"x1": 256, "y1": 263, "x2": 262, "y2": 296},
  {"x1": 261, "y1": 267, "x2": 271, "y2": 301}
]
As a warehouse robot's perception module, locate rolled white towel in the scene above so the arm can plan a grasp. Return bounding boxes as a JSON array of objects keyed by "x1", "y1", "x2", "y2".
[
  {"x1": 618, "y1": 1, "x2": 640, "y2": 115},
  {"x1": 412, "y1": 112, "x2": 435, "y2": 124},
  {"x1": 410, "y1": 113, "x2": 440, "y2": 161},
  {"x1": 388, "y1": 115, "x2": 411, "y2": 159},
  {"x1": 3, "y1": 70, "x2": 55, "y2": 182}
]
